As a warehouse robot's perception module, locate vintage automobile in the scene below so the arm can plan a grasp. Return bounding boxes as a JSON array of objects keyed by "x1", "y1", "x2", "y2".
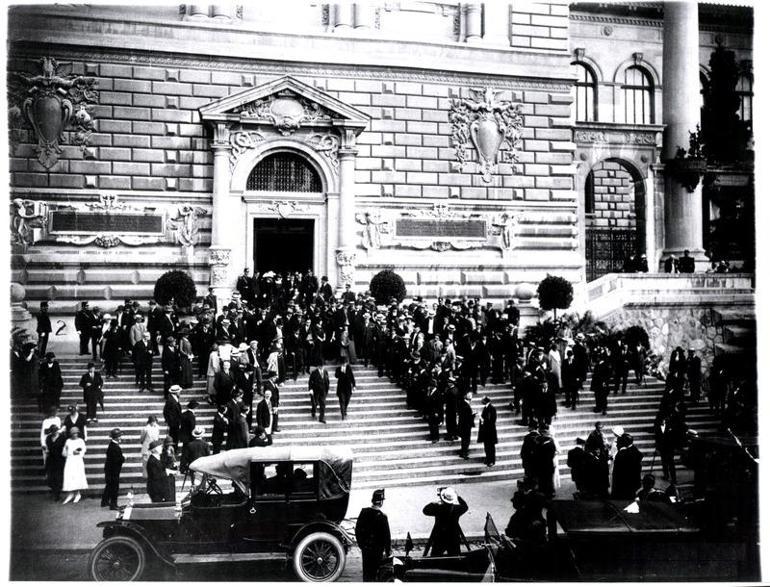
[{"x1": 87, "y1": 446, "x2": 354, "y2": 582}]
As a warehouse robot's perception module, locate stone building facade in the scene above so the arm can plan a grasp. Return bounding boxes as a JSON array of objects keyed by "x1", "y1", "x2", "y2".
[{"x1": 7, "y1": 2, "x2": 753, "y2": 317}]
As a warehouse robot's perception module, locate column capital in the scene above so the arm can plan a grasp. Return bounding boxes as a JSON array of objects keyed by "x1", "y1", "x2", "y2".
[{"x1": 339, "y1": 147, "x2": 358, "y2": 159}]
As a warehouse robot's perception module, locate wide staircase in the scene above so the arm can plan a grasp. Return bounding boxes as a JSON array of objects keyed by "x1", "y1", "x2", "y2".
[{"x1": 11, "y1": 353, "x2": 723, "y2": 496}]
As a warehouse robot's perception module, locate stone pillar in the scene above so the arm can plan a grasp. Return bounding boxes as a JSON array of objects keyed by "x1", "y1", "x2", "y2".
[
  {"x1": 211, "y1": 4, "x2": 234, "y2": 19},
  {"x1": 209, "y1": 125, "x2": 232, "y2": 313},
  {"x1": 464, "y1": 4, "x2": 483, "y2": 44},
  {"x1": 187, "y1": 4, "x2": 209, "y2": 18},
  {"x1": 333, "y1": 4, "x2": 354, "y2": 31},
  {"x1": 662, "y1": 1, "x2": 706, "y2": 266},
  {"x1": 336, "y1": 136, "x2": 358, "y2": 289}
]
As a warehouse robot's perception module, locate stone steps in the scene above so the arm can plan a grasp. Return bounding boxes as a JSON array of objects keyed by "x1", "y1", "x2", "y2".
[{"x1": 13, "y1": 352, "x2": 723, "y2": 494}]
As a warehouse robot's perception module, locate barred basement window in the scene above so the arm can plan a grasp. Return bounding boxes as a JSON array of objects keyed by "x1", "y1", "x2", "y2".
[
  {"x1": 247, "y1": 152, "x2": 322, "y2": 192},
  {"x1": 572, "y1": 62, "x2": 597, "y2": 122},
  {"x1": 621, "y1": 66, "x2": 653, "y2": 124}
]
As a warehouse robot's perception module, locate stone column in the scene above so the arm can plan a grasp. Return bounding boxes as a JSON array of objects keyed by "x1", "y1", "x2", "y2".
[
  {"x1": 209, "y1": 124, "x2": 232, "y2": 313},
  {"x1": 662, "y1": 1, "x2": 706, "y2": 266},
  {"x1": 336, "y1": 133, "x2": 358, "y2": 289},
  {"x1": 464, "y1": 4, "x2": 483, "y2": 44},
  {"x1": 211, "y1": 4, "x2": 234, "y2": 19},
  {"x1": 187, "y1": 4, "x2": 209, "y2": 18},
  {"x1": 333, "y1": 4, "x2": 354, "y2": 32}
]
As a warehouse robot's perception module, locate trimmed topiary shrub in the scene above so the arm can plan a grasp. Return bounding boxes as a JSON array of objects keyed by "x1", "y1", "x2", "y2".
[
  {"x1": 537, "y1": 274, "x2": 574, "y2": 320},
  {"x1": 369, "y1": 269, "x2": 407, "y2": 305},
  {"x1": 153, "y1": 269, "x2": 197, "y2": 309}
]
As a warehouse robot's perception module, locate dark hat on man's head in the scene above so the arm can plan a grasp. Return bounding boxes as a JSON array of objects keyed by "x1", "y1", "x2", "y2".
[
  {"x1": 371, "y1": 488, "x2": 385, "y2": 503},
  {"x1": 575, "y1": 437, "x2": 585, "y2": 445},
  {"x1": 149, "y1": 439, "x2": 164, "y2": 451},
  {"x1": 87, "y1": 361, "x2": 95, "y2": 369},
  {"x1": 186, "y1": 400, "x2": 199, "y2": 410},
  {"x1": 481, "y1": 396, "x2": 491, "y2": 405},
  {"x1": 40, "y1": 301, "x2": 49, "y2": 308},
  {"x1": 45, "y1": 352, "x2": 56, "y2": 360},
  {"x1": 110, "y1": 428, "x2": 123, "y2": 439},
  {"x1": 81, "y1": 301, "x2": 89, "y2": 308}
]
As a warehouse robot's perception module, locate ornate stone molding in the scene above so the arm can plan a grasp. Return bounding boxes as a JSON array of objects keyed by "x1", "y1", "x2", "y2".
[
  {"x1": 209, "y1": 247, "x2": 231, "y2": 266},
  {"x1": 449, "y1": 88, "x2": 523, "y2": 183},
  {"x1": 228, "y1": 128, "x2": 264, "y2": 170},
  {"x1": 306, "y1": 133, "x2": 340, "y2": 170},
  {"x1": 10, "y1": 198, "x2": 48, "y2": 252},
  {"x1": 574, "y1": 129, "x2": 659, "y2": 146},
  {"x1": 335, "y1": 248, "x2": 357, "y2": 287},
  {"x1": 55, "y1": 234, "x2": 163, "y2": 247},
  {"x1": 236, "y1": 90, "x2": 333, "y2": 136},
  {"x1": 8, "y1": 56, "x2": 98, "y2": 169},
  {"x1": 167, "y1": 204, "x2": 207, "y2": 249},
  {"x1": 84, "y1": 192, "x2": 130, "y2": 211}
]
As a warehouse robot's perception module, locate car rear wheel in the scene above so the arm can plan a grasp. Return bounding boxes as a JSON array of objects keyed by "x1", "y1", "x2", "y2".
[
  {"x1": 293, "y1": 531, "x2": 346, "y2": 582},
  {"x1": 88, "y1": 535, "x2": 146, "y2": 581}
]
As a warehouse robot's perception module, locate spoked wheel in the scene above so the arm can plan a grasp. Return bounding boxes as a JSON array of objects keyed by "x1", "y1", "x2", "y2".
[
  {"x1": 88, "y1": 535, "x2": 146, "y2": 581},
  {"x1": 293, "y1": 532, "x2": 346, "y2": 582}
]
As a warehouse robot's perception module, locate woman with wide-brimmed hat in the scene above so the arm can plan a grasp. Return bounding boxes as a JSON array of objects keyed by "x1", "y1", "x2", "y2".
[{"x1": 61, "y1": 426, "x2": 88, "y2": 504}]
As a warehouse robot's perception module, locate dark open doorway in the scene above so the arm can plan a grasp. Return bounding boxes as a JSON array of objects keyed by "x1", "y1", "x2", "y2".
[{"x1": 253, "y1": 218, "x2": 314, "y2": 274}]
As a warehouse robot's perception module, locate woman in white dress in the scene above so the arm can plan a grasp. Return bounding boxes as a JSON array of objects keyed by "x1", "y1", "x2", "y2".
[
  {"x1": 551, "y1": 422, "x2": 562, "y2": 491},
  {"x1": 139, "y1": 415, "x2": 161, "y2": 478},
  {"x1": 61, "y1": 427, "x2": 88, "y2": 503}
]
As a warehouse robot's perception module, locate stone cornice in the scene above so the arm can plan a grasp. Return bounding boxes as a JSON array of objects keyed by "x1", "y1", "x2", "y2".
[
  {"x1": 9, "y1": 9, "x2": 573, "y2": 86},
  {"x1": 569, "y1": 11, "x2": 752, "y2": 34},
  {"x1": 10, "y1": 43, "x2": 575, "y2": 93}
]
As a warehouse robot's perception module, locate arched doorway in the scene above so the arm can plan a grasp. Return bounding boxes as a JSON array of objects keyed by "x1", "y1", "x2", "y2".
[
  {"x1": 247, "y1": 151, "x2": 324, "y2": 274},
  {"x1": 584, "y1": 158, "x2": 646, "y2": 281}
]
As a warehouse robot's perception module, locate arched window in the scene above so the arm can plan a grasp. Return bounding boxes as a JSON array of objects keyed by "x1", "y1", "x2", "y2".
[
  {"x1": 736, "y1": 74, "x2": 752, "y2": 122},
  {"x1": 247, "y1": 152, "x2": 322, "y2": 192},
  {"x1": 572, "y1": 62, "x2": 597, "y2": 122},
  {"x1": 621, "y1": 66, "x2": 653, "y2": 124},
  {"x1": 584, "y1": 170, "x2": 595, "y2": 214}
]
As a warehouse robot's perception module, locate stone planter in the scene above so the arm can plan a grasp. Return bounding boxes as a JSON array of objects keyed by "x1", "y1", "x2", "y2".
[{"x1": 667, "y1": 157, "x2": 708, "y2": 193}]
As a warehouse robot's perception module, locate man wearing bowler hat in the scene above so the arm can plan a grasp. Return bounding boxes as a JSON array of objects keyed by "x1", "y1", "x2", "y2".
[
  {"x1": 163, "y1": 385, "x2": 183, "y2": 450},
  {"x1": 36, "y1": 301, "x2": 52, "y2": 355},
  {"x1": 101, "y1": 428, "x2": 125, "y2": 510},
  {"x1": 355, "y1": 488, "x2": 391, "y2": 582}
]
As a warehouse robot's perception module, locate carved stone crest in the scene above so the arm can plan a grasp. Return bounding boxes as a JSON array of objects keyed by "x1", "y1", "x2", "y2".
[
  {"x1": 209, "y1": 247, "x2": 231, "y2": 266},
  {"x1": 229, "y1": 129, "x2": 264, "y2": 170},
  {"x1": 449, "y1": 88, "x2": 523, "y2": 183},
  {"x1": 8, "y1": 57, "x2": 98, "y2": 169},
  {"x1": 236, "y1": 90, "x2": 333, "y2": 136}
]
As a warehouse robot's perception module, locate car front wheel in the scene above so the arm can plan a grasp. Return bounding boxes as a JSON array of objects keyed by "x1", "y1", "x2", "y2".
[
  {"x1": 88, "y1": 535, "x2": 146, "y2": 581},
  {"x1": 292, "y1": 531, "x2": 346, "y2": 582}
]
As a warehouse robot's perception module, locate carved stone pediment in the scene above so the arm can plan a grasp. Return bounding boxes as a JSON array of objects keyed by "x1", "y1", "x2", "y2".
[{"x1": 199, "y1": 76, "x2": 369, "y2": 137}]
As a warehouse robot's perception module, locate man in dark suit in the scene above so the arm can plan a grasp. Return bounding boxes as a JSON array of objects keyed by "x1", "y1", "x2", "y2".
[
  {"x1": 520, "y1": 424, "x2": 540, "y2": 480},
  {"x1": 101, "y1": 428, "x2": 125, "y2": 510},
  {"x1": 319, "y1": 276, "x2": 334, "y2": 302},
  {"x1": 457, "y1": 391, "x2": 474, "y2": 460},
  {"x1": 36, "y1": 301, "x2": 52, "y2": 355},
  {"x1": 79, "y1": 362, "x2": 104, "y2": 423},
  {"x1": 134, "y1": 332, "x2": 153, "y2": 392},
  {"x1": 255, "y1": 390, "x2": 274, "y2": 441},
  {"x1": 39, "y1": 352, "x2": 64, "y2": 412},
  {"x1": 309, "y1": 364, "x2": 330, "y2": 423},
  {"x1": 612, "y1": 341, "x2": 630, "y2": 394},
  {"x1": 203, "y1": 288, "x2": 218, "y2": 313},
  {"x1": 163, "y1": 385, "x2": 183, "y2": 451},
  {"x1": 146, "y1": 299, "x2": 163, "y2": 354},
  {"x1": 611, "y1": 433, "x2": 643, "y2": 499},
  {"x1": 88, "y1": 306, "x2": 103, "y2": 359},
  {"x1": 678, "y1": 249, "x2": 695, "y2": 273},
  {"x1": 263, "y1": 372, "x2": 281, "y2": 433},
  {"x1": 534, "y1": 425, "x2": 556, "y2": 498},
  {"x1": 355, "y1": 488, "x2": 391, "y2": 582},
  {"x1": 335, "y1": 359, "x2": 356, "y2": 420},
  {"x1": 567, "y1": 437, "x2": 587, "y2": 494},
  {"x1": 179, "y1": 400, "x2": 199, "y2": 447},
  {"x1": 477, "y1": 396, "x2": 497, "y2": 466},
  {"x1": 214, "y1": 360, "x2": 236, "y2": 407},
  {"x1": 146, "y1": 439, "x2": 173, "y2": 502},
  {"x1": 161, "y1": 336, "x2": 181, "y2": 398},
  {"x1": 561, "y1": 349, "x2": 581, "y2": 409},
  {"x1": 686, "y1": 348, "x2": 702, "y2": 403},
  {"x1": 74, "y1": 301, "x2": 93, "y2": 356}
]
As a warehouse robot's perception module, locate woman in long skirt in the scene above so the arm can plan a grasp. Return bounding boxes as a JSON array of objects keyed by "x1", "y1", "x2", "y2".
[
  {"x1": 178, "y1": 332, "x2": 194, "y2": 389},
  {"x1": 139, "y1": 415, "x2": 160, "y2": 478},
  {"x1": 61, "y1": 427, "x2": 88, "y2": 504}
]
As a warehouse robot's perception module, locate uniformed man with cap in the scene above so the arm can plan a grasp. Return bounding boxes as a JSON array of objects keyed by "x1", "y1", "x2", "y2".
[{"x1": 355, "y1": 488, "x2": 391, "y2": 582}]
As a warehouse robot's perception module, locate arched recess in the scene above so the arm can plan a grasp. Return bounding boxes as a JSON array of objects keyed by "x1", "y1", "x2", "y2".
[
  {"x1": 612, "y1": 56, "x2": 661, "y2": 124},
  {"x1": 582, "y1": 157, "x2": 647, "y2": 281}
]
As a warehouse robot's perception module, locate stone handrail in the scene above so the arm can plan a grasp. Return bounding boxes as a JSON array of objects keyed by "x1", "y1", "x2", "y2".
[{"x1": 585, "y1": 273, "x2": 754, "y2": 319}]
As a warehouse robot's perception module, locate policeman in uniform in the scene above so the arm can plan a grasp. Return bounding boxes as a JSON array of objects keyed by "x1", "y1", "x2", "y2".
[{"x1": 355, "y1": 488, "x2": 391, "y2": 582}]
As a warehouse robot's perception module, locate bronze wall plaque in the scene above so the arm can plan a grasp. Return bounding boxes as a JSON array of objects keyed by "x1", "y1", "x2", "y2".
[
  {"x1": 395, "y1": 218, "x2": 487, "y2": 239},
  {"x1": 49, "y1": 210, "x2": 164, "y2": 235}
]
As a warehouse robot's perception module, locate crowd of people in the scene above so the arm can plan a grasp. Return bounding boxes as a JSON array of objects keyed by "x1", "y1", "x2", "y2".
[{"x1": 12, "y1": 266, "x2": 753, "y2": 508}]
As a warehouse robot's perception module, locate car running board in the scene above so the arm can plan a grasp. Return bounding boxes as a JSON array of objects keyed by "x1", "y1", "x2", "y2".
[{"x1": 173, "y1": 552, "x2": 288, "y2": 564}]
